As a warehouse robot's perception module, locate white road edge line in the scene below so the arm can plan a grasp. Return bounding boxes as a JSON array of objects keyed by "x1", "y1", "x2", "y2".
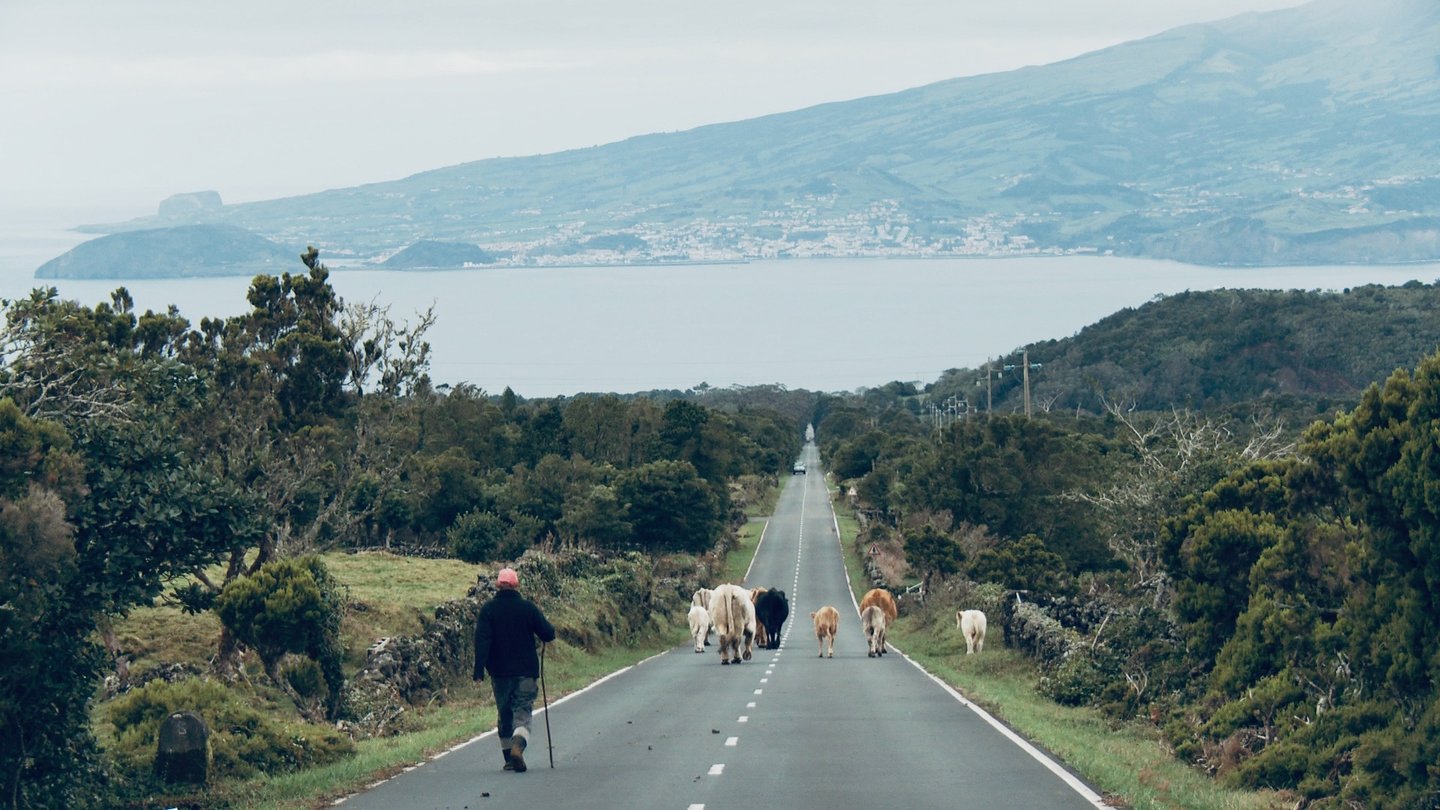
[
  {"x1": 331, "y1": 648, "x2": 674, "y2": 804},
  {"x1": 827, "y1": 494, "x2": 1109, "y2": 808},
  {"x1": 743, "y1": 518, "x2": 770, "y2": 583}
]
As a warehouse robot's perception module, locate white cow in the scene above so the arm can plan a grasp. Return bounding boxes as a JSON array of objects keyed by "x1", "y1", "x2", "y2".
[
  {"x1": 707, "y1": 583, "x2": 756, "y2": 665},
  {"x1": 691, "y1": 587, "x2": 716, "y2": 647},
  {"x1": 957, "y1": 609, "x2": 988, "y2": 654},
  {"x1": 861, "y1": 604, "x2": 888, "y2": 658},
  {"x1": 688, "y1": 605, "x2": 711, "y2": 653}
]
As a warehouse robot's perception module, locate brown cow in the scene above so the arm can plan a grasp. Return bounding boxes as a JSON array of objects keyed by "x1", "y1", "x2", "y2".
[
  {"x1": 811, "y1": 605, "x2": 839, "y2": 658},
  {"x1": 750, "y1": 587, "x2": 770, "y2": 649},
  {"x1": 859, "y1": 589, "x2": 897, "y2": 655}
]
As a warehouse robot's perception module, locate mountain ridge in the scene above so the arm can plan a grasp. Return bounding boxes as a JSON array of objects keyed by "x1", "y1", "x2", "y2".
[{"x1": 62, "y1": 0, "x2": 1440, "y2": 275}]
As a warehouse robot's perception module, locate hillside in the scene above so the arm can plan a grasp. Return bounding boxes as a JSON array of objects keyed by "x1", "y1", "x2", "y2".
[
  {"x1": 928, "y1": 280, "x2": 1440, "y2": 416},
  {"x1": 61, "y1": 0, "x2": 1439, "y2": 276},
  {"x1": 35, "y1": 224, "x2": 298, "y2": 280}
]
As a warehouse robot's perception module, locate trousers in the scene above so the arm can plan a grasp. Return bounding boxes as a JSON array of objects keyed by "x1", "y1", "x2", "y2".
[{"x1": 491, "y1": 675, "x2": 538, "y2": 748}]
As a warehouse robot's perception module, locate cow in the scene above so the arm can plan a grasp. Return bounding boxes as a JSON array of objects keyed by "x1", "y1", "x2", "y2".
[
  {"x1": 957, "y1": 609, "x2": 988, "y2": 655},
  {"x1": 750, "y1": 587, "x2": 770, "y2": 648},
  {"x1": 861, "y1": 605, "x2": 888, "y2": 658},
  {"x1": 753, "y1": 589, "x2": 789, "y2": 650},
  {"x1": 811, "y1": 605, "x2": 839, "y2": 658},
  {"x1": 860, "y1": 588, "x2": 898, "y2": 623},
  {"x1": 692, "y1": 587, "x2": 715, "y2": 646},
  {"x1": 688, "y1": 604, "x2": 711, "y2": 653},
  {"x1": 707, "y1": 583, "x2": 756, "y2": 665}
]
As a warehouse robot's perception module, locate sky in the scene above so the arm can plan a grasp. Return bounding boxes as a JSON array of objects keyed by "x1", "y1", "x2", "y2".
[{"x1": 0, "y1": 0, "x2": 1303, "y2": 225}]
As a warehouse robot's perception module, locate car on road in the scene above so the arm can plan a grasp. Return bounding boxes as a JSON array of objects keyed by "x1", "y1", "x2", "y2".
[{"x1": 792, "y1": 462, "x2": 807, "y2": 475}]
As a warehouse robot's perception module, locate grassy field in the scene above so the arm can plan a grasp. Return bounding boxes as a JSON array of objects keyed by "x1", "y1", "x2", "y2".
[{"x1": 827, "y1": 500, "x2": 1290, "y2": 810}]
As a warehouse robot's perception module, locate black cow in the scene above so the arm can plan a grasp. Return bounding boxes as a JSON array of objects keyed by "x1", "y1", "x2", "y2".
[{"x1": 753, "y1": 589, "x2": 789, "y2": 650}]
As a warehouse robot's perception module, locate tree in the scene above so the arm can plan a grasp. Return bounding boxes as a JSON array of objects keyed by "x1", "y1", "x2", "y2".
[
  {"x1": 971, "y1": 534, "x2": 1072, "y2": 593},
  {"x1": 214, "y1": 555, "x2": 346, "y2": 720},
  {"x1": 558, "y1": 484, "x2": 632, "y2": 549},
  {"x1": 0, "y1": 403, "x2": 106, "y2": 810},
  {"x1": 616, "y1": 460, "x2": 724, "y2": 553},
  {"x1": 904, "y1": 524, "x2": 964, "y2": 596}
]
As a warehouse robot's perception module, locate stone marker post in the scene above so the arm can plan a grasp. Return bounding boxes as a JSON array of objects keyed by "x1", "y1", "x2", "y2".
[{"x1": 154, "y1": 711, "x2": 210, "y2": 784}]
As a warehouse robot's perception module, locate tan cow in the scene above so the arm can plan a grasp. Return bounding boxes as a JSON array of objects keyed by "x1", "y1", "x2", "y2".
[
  {"x1": 861, "y1": 605, "x2": 888, "y2": 658},
  {"x1": 811, "y1": 605, "x2": 839, "y2": 658},
  {"x1": 750, "y1": 587, "x2": 770, "y2": 649},
  {"x1": 860, "y1": 588, "x2": 898, "y2": 622},
  {"x1": 707, "y1": 583, "x2": 756, "y2": 665},
  {"x1": 957, "y1": 609, "x2": 988, "y2": 654}
]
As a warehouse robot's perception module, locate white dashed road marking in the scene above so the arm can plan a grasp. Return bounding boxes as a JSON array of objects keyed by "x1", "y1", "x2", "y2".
[
  {"x1": 708, "y1": 764, "x2": 725, "y2": 776},
  {"x1": 725, "y1": 737, "x2": 738, "y2": 747}
]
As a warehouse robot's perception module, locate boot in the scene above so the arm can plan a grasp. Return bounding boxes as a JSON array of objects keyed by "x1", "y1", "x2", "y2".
[
  {"x1": 502, "y1": 748, "x2": 515, "y2": 771},
  {"x1": 510, "y1": 734, "x2": 528, "y2": 773}
]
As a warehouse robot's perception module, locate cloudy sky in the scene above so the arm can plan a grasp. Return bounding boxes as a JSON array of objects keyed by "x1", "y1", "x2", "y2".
[{"x1": 1, "y1": 0, "x2": 1302, "y2": 222}]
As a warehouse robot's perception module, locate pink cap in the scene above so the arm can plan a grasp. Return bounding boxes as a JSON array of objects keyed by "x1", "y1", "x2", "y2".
[{"x1": 497, "y1": 568, "x2": 519, "y2": 587}]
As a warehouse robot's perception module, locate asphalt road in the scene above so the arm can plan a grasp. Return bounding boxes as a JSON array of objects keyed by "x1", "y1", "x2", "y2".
[{"x1": 337, "y1": 443, "x2": 1106, "y2": 809}]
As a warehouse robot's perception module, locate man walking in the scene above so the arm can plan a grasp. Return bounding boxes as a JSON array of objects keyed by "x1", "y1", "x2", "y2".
[{"x1": 474, "y1": 566, "x2": 556, "y2": 773}]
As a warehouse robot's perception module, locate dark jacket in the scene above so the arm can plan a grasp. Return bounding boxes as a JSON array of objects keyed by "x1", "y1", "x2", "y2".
[{"x1": 474, "y1": 588, "x2": 556, "y2": 680}]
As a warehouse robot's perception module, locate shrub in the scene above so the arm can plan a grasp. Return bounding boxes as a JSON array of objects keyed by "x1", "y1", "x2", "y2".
[
  {"x1": 447, "y1": 509, "x2": 507, "y2": 563},
  {"x1": 107, "y1": 678, "x2": 353, "y2": 782},
  {"x1": 214, "y1": 555, "x2": 346, "y2": 719}
]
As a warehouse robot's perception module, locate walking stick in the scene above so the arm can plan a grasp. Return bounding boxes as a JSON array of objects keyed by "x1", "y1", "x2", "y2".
[{"x1": 540, "y1": 641, "x2": 554, "y2": 768}]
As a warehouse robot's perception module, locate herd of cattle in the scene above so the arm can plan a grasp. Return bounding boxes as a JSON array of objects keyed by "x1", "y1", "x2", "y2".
[{"x1": 686, "y1": 585, "x2": 988, "y2": 663}]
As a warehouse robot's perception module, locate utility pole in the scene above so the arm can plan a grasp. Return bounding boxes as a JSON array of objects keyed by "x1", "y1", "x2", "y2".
[
  {"x1": 986, "y1": 360, "x2": 993, "y2": 416},
  {"x1": 1023, "y1": 350, "x2": 1032, "y2": 418}
]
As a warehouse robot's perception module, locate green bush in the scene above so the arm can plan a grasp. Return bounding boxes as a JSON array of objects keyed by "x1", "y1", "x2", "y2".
[
  {"x1": 447, "y1": 509, "x2": 507, "y2": 563},
  {"x1": 214, "y1": 555, "x2": 346, "y2": 718},
  {"x1": 107, "y1": 678, "x2": 353, "y2": 781},
  {"x1": 1039, "y1": 652, "x2": 1106, "y2": 706},
  {"x1": 282, "y1": 657, "x2": 328, "y2": 703}
]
